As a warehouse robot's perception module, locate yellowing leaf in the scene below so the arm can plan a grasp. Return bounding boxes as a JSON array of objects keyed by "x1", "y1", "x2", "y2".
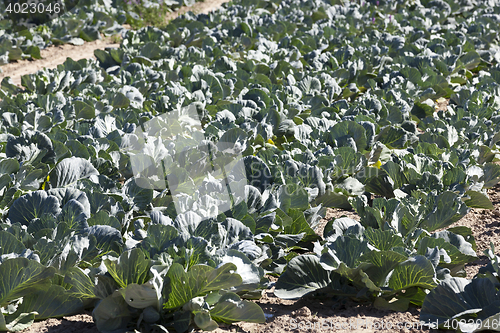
[{"x1": 41, "y1": 175, "x2": 50, "y2": 190}]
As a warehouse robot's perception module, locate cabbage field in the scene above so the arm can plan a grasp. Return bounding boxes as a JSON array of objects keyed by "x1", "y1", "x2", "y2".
[
  {"x1": 1, "y1": 0, "x2": 500, "y2": 332},
  {"x1": 0, "y1": 0, "x2": 204, "y2": 64}
]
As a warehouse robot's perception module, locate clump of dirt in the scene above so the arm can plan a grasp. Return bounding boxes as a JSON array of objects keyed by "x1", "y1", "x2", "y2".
[{"x1": 9, "y1": 0, "x2": 500, "y2": 328}]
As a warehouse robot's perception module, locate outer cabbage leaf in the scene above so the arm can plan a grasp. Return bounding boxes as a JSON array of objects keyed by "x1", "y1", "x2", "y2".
[
  {"x1": 8, "y1": 191, "x2": 61, "y2": 226},
  {"x1": 420, "y1": 192, "x2": 469, "y2": 232},
  {"x1": 421, "y1": 277, "x2": 500, "y2": 332},
  {"x1": 12, "y1": 285, "x2": 84, "y2": 320},
  {"x1": 0, "y1": 258, "x2": 55, "y2": 306},
  {"x1": 92, "y1": 291, "x2": 131, "y2": 333},
  {"x1": 274, "y1": 255, "x2": 331, "y2": 299},
  {"x1": 387, "y1": 255, "x2": 437, "y2": 291},
  {"x1": 0, "y1": 230, "x2": 25, "y2": 255}
]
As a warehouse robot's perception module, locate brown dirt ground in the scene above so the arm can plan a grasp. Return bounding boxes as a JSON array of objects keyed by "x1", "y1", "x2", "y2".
[
  {"x1": 0, "y1": 0, "x2": 230, "y2": 87},
  {"x1": 0, "y1": 38, "x2": 121, "y2": 87}
]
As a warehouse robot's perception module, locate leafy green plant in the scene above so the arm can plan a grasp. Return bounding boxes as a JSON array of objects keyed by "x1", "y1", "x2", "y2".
[
  {"x1": 123, "y1": 0, "x2": 182, "y2": 29},
  {"x1": 420, "y1": 243, "x2": 500, "y2": 333},
  {"x1": 91, "y1": 249, "x2": 265, "y2": 332}
]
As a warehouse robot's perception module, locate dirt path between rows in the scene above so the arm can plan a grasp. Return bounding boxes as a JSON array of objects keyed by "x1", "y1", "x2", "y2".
[
  {"x1": 0, "y1": 0, "x2": 230, "y2": 87},
  {"x1": 0, "y1": 39, "x2": 121, "y2": 87}
]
